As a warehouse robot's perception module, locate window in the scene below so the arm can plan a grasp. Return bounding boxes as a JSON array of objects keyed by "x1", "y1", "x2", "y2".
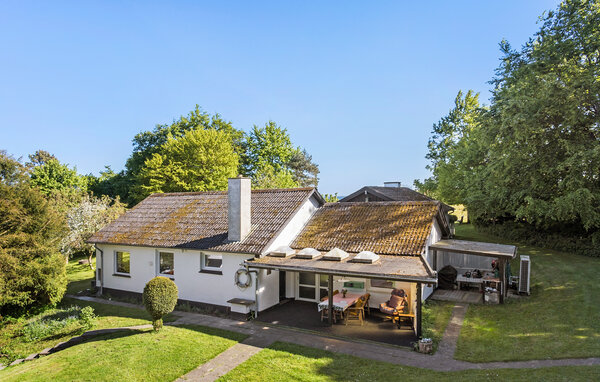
[
  {"x1": 115, "y1": 251, "x2": 130, "y2": 275},
  {"x1": 159, "y1": 252, "x2": 174, "y2": 276},
  {"x1": 371, "y1": 279, "x2": 394, "y2": 289},
  {"x1": 201, "y1": 253, "x2": 222, "y2": 272}
]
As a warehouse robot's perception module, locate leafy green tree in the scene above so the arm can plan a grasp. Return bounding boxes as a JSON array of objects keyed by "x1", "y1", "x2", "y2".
[
  {"x1": 26, "y1": 150, "x2": 57, "y2": 168},
  {"x1": 29, "y1": 158, "x2": 87, "y2": 197},
  {"x1": 252, "y1": 164, "x2": 297, "y2": 189},
  {"x1": 323, "y1": 193, "x2": 339, "y2": 203},
  {"x1": 127, "y1": 105, "x2": 243, "y2": 179},
  {"x1": 0, "y1": 152, "x2": 67, "y2": 315},
  {"x1": 135, "y1": 128, "x2": 239, "y2": 200},
  {"x1": 417, "y1": 90, "x2": 486, "y2": 205},
  {"x1": 288, "y1": 148, "x2": 319, "y2": 187},
  {"x1": 243, "y1": 121, "x2": 294, "y2": 175},
  {"x1": 468, "y1": 0, "x2": 600, "y2": 230}
]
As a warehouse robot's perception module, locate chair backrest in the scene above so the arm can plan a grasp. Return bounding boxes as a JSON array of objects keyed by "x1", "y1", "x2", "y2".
[
  {"x1": 355, "y1": 298, "x2": 366, "y2": 309},
  {"x1": 333, "y1": 290, "x2": 339, "y2": 296},
  {"x1": 391, "y1": 288, "x2": 406, "y2": 298}
]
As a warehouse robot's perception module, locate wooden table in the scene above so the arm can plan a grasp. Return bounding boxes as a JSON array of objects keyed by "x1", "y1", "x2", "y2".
[
  {"x1": 456, "y1": 275, "x2": 484, "y2": 291},
  {"x1": 318, "y1": 293, "x2": 362, "y2": 322}
]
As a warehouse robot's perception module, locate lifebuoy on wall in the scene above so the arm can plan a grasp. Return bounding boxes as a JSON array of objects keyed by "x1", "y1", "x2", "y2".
[{"x1": 235, "y1": 268, "x2": 252, "y2": 288}]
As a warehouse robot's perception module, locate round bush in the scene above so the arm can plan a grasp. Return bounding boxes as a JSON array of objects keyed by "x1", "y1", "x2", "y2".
[{"x1": 143, "y1": 276, "x2": 178, "y2": 330}]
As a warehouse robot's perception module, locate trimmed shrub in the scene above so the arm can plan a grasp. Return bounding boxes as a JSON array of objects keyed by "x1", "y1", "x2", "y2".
[{"x1": 143, "y1": 276, "x2": 178, "y2": 330}]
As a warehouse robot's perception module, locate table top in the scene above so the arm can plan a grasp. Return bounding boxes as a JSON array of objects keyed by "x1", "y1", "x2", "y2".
[
  {"x1": 318, "y1": 292, "x2": 362, "y2": 312},
  {"x1": 457, "y1": 275, "x2": 484, "y2": 283}
]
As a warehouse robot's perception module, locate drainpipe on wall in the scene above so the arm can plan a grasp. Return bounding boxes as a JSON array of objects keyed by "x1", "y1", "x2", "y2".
[
  {"x1": 248, "y1": 268, "x2": 259, "y2": 318},
  {"x1": 95, "y1": 245, "x2": 104, "y2": 296}
]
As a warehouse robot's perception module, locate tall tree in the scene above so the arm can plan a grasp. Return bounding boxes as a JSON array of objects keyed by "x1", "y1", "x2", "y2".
[
  {"x1": 0, "y1": 152, "x2": 67, "y2": 314},
  {"x1": 29, "y1": 158, "x2": 87, "y2": 197},
  {"x1": 470, "y1": 0, "x2": 600, "y2": 230},
  {"x1": 135, "y1": 128, "x2": 239, "y2": 200},
  {"x1": 288, "y1": 148, "x2": 319, "y2": 187},
  {"x1": 417, "y1": 90, "x2": 486, "y2": 204}
]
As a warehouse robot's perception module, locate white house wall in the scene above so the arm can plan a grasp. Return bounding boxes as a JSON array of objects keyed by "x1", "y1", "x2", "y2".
[
  {"x1": 95, "y1": 244, "x2": 278, "y2": 313},
  {"x1": 421, "y1": 218, "x2": 442, "y2": 301}
]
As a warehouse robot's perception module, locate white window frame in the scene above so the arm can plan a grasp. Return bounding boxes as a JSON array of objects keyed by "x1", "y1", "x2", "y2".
[
  {"x1": 200, "y1": 253, "x2": 223, "y2": 273},
  {"x1": 114, "y1": 250, "x2": 130, "y2": 276},
  {"x1": 157, "y1": 251, "x2": 175, "y2": 278}
]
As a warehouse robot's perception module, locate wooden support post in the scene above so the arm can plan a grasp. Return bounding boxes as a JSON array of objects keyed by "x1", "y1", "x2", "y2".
[
  {"x1": 432, "y1": 249, "x2": 437, "y2": 271},
  {"x1": 499, "y1": 259, "x2": 506, "y2": 304},
  {"x1": 328, "y1": 274, "x2": 334, "y2": 326},
  {"x1": 416, "y1": 282, "x2": 422, "y2": 337}
]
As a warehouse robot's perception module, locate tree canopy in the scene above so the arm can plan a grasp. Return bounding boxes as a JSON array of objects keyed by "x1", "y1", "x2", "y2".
[
  {"x1": 418, "y1": 0, "x2": 600, "y2": 254},
  {"x1": 135, "y1": 128, "x2": 239, "y2": 199},
  {"x1": 0, "y1": 152, "x2": 67, "y2": 314}
]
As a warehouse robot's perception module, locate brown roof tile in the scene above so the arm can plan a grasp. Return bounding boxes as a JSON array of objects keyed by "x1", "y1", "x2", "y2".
[
  {"x1": 290, "y1": 201, "x2": 441, "y2": 256},
  {"x1": 88, "y1": 188, "x2": 319, "y2": 255}
]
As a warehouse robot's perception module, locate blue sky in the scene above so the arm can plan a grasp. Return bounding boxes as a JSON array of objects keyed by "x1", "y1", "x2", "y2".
[{"x1": 0, "y1": 0, "x2": 559, "y2": 195}]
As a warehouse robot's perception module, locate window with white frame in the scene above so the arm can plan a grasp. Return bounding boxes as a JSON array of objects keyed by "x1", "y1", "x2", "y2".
[
  {"x1": 201, "y1": 253, "x2": 222, "y2": 272},
  {"x1": 158, "y1": 252, "x2": 174, "y2": 276},
  {"x1": 115, "y1": 251, "x2": 130, "y2": 275}
]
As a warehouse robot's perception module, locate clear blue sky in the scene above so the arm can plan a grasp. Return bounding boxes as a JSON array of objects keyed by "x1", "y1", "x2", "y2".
[{"x1": 0, "y1": 0, "x2": 559, "y2": 195}]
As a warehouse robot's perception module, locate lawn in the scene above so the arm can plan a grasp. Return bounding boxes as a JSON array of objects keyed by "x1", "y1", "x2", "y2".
[
  {"x1": 454, "y1": 224, "x2": 600, "y2": 362},
  {"x1": 1, "y1": 325, "x2": 247, "y2": 382},
  {"x1": 422, "y1": 300, "x2": 454, "y2": 352},
  {"x1": 65, "y1": 255, "x2": 96, "y2": 295},
  {"x1": 219, "y1": 341, "x2": 600, "y2": 381},
  {"x1": 1, "y1": 257, "x2": 176, "y2": 365}
]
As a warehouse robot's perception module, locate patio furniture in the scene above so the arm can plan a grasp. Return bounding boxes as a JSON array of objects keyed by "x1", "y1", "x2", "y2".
[
  {"x1": 320, "y1": 290, "x2": 339, "y2": 322},
  {"x1": 379, "y1": 289, "x2": 407, "y2": 326},
  {"x1": 345, "y1": 296, "x2": 366, "y2": 326},
  {"x1": 457, "y1": 275, "x2": 484, "y2": 291},
  {"x1": 362, "y1": 293, "x2": 371, "y2": 315},
  {"x1": 318, "y1": 292, "x2": 362, "y2": 322}
]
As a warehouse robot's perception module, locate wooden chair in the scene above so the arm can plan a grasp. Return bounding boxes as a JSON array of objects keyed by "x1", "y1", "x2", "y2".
[
  {"x1": 345, "y1": 297, "x2": 366, "y2": 326},
  {"x1": 362, "y1": 293, "x2": 371, "y2": 315},
  {"x1": 320, "y1": 290, "x2": 339, "y2": 323}
]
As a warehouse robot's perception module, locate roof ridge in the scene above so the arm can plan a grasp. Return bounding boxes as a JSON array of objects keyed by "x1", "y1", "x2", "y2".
[
  {"x1": 148, "y1": 187, "x2": 315, "y2": 197},
  {"x1": 325, "y1": 200, "x2": 439, "y2": 206}
]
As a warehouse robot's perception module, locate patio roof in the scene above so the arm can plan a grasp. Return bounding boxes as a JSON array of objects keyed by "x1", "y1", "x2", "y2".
[
  {"x1": 245, "y1": 253, "x2": 436, "y2": 283},
  {"x1": 428, "y1": 239, "x2": 517, "y2": 259}
]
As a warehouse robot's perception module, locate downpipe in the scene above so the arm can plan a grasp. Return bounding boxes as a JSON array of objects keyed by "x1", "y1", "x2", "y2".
[
  {"x1": 94, "y1": 245, "x2": 104, "y2": 296},
  {"x1": 248, "y1": 268, "x2": 259, "y2": 319}
]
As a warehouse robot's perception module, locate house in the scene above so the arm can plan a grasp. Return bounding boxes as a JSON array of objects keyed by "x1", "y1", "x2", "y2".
[
  {"x1": 340, "y1": 182, "x2": 455, "y2": 234},
  {"x1": 89, "y1": 177, "x2": 516, "y2": 338}
]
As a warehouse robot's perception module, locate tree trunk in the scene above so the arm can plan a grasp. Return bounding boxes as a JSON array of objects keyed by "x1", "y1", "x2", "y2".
[{"x1": 88, "y1": 253, "x2": 95, "y2": 271}]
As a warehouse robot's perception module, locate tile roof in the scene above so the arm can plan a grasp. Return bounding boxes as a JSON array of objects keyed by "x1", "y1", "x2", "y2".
[
  {"x1": 88, "y1": 188, "x2": 319, "y2": 255},
  {"x1": 290, "y1": 201, "x2": 442, "y2": 256},
  {"x1": 339, "y1": 186, "x2": 454, "y2": 211}
]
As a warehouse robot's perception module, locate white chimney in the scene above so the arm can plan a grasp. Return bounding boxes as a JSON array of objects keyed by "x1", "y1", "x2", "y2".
[
  {"x1": 228, "y1": 177, "x2": 251, "y2": 242},
  {"x1": 384, "y1": 181, "x2": 402, "y2": 188}
]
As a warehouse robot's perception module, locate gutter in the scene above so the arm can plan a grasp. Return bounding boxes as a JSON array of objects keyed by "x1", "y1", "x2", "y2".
[{"x1": 94, "y1": 244, "x2": 104, "y2": 296}]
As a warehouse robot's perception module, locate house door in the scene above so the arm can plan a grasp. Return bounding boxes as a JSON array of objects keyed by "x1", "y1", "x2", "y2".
[
  {"x1": 296, "y1": 272, "x2": 329, "y2": 302},
  {"x1": 279, "y1": 271, "x2": 286, "y2": 300}
]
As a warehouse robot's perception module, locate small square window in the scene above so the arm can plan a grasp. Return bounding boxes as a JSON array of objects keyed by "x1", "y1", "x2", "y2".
[
  {"x1": 159, "y1": 252, "x2": 174, "y2": 276},
  {"x1": 115, "y1": 251, "x2": 130, "y2": 275},
  {"x1": 201, "y1": 253, "x2": 222, "y2": 271}
]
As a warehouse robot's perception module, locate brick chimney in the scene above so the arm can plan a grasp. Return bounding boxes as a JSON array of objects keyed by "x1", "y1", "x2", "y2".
[{"x1": 228, "y1": 177, "x2": 251, "y2": 242}]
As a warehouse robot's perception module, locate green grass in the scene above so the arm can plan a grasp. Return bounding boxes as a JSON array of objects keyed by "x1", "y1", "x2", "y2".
[
  {"x1": 219, "y1": 341, "x2": 600, "y2": 381},
  {"x1": 1, "y1": 325, "x2": 246, "y2": 381},
  {"x1": 422, "y1": 300, "x2": 454, "y2": 352},
  {"x1": 0, "y1": 256, "x2": 176, "y2": 365},
  {"x1": 454, "y1": 224, "x2": 600, "y2": 362},
  {"x1": 65, "y1": 255, "x2": 96, "y2": 295}
]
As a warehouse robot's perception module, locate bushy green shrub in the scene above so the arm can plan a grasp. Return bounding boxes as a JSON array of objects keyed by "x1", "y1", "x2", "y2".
[
  {"x1": 79, "y1": 306, "x2": 97, "y2": 330},
  {"x1": 21, "y1": 306, "x2": 81, "y2": 341},
  {"x1": 143, "y1": 277, "x2": 178, "y2": 330}
]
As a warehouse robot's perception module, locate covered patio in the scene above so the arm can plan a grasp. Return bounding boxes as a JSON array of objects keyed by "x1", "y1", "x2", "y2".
[
  {"x1": 246, "y1": 252, "x2": 437, "y2": 338},
  {"x1": 256, "y1": 299, "x2": 417, "y2": 347}
]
